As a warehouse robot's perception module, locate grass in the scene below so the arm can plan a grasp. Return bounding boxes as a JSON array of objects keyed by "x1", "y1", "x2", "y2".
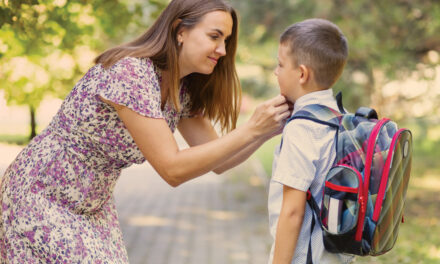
[{"x1": 0, "y1": 134, "x2": 29, "y2": 146}]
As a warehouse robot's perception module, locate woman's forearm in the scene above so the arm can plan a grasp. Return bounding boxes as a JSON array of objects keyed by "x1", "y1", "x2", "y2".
[
  {"x1": 212, "y1": 135, "x2": 267, "y2": 174},
  {"x1": 178, "y1": 115, "x2": 272, "y2": 175},
  {"x1": 162, "y1": 121, "x2": 260, "y2": 186}
]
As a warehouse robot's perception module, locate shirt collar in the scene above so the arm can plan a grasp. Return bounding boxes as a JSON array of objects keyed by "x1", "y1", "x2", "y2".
[{"x1": 291, "y1": 89, "x2": 334, "y2": 116}]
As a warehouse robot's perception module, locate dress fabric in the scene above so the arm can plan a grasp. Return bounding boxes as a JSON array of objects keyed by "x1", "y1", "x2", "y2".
[{"x1": 0, "y1": 57, "x2": 192, "y2": 263}]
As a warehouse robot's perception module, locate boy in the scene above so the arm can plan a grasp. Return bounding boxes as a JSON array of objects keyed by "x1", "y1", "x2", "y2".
[{"x1": 268, "y1": 19, "x2": 353, "y2": 264}]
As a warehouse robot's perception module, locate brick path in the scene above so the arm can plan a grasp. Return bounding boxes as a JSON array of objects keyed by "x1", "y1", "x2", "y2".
[
  {"x1": 114, "y1": 162, "x2": 272, "y2": 264},
  {"x1": 0, "y1": 143, "x2": 273, "y2": 264}
]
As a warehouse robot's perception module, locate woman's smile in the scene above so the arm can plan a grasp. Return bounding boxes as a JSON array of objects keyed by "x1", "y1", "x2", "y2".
[{"x1": 208, "y1": 56, "x2": 218, "y2": 65}]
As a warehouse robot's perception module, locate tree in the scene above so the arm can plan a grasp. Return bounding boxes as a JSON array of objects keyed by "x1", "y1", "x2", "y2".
[
  {"x1": 234, "y1": 0, "x2": 440, "y2": 119},
  {"x1": 0, "y1": 0, "x2": 165, "y2": 139}
]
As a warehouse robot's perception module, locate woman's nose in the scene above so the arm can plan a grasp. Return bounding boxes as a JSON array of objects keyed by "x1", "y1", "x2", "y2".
[{"x1": 215, "y1": 42, "x2": 227, "y2": 57}]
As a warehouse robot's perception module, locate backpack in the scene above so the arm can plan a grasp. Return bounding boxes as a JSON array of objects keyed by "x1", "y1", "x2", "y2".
[{"x1": 285, "y1": 92, "x2": 413, "y2": 258}]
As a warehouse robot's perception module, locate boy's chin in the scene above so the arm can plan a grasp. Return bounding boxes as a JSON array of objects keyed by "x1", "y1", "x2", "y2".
[{"x1": 281, "y1": 94, "x2": 295, "y2": 104}]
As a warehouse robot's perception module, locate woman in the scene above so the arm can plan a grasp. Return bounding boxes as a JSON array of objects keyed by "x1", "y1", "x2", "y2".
[{"x1": 0, "y1": 0, "x2": 290, "y2": 262}]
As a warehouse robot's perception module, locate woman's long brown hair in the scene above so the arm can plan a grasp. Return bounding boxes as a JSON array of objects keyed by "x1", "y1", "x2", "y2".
[{"x1": 95, "y1": 0, "x2": 241, "y2": 133}]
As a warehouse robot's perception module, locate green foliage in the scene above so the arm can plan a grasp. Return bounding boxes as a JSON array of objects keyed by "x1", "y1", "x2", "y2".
[
  {"x1": 241, "y1": 78, "x2": 275, "y2": 98},
  {"x1": 233, "y1": 0, "x2": 440, "y2": 117},
  {"x1": 0, "y1": 0, "x2": 136, "y2": 107},
  {"x1": 0, "y1": 134, "x2": 29, "y2": 146},
  {"x1": 0, "y1": 0, "x2": 166, "y2": 138}
]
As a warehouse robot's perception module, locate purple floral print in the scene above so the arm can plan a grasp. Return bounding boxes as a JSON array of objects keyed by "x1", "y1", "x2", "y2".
[{"x1": 0, "y1": 57, "x2": 192, "y2": 263}]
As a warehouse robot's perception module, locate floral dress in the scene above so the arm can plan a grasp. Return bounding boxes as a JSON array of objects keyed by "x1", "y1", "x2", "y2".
[{"x1": 0, "y1": 57, "x2": 192, "y2": 263}]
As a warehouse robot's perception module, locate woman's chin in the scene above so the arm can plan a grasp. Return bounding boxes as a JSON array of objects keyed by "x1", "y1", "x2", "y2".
[{"x1": 196, "y1": 68, "x2": 215, "y2": 75}]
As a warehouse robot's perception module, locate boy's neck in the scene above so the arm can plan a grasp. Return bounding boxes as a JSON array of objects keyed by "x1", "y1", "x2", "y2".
[
  {"x1": 291, "y1": 83, "x2": 328, "y2": 103},
  {"x1": 305, "y1": 83, "x2": 328, "y2": 94}
]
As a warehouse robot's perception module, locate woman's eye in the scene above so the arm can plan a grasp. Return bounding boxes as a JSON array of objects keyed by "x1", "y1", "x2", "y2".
[{"x1": 210, "y1": 35, "x2": 219, "y2": 40}]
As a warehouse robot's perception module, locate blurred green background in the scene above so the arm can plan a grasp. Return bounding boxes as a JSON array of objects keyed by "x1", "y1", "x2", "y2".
[{"x1": 1, "y1": 0, "x2": 439, "y2": 263}]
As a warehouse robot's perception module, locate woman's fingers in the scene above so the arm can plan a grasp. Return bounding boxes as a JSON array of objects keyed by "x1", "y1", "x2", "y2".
[
  {"x1": 274, "y1": 102, "x2": 290, "y2": 114},
  {"x1": 248, "y1": 94, "x2": 293, "y2": 138},
  {"x1": 272, "y1": 98, "x2": 291, "y2": 121},
  {"x1": 266, "y1": 94, "x2": 287, "y2": 107},
  {"x1": 276, "y1": 109, "x2": 291, "y2": 122}
]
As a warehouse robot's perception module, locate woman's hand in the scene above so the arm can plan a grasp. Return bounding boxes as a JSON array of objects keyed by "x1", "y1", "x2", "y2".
[{"x1": 246, "y1": 95, "x2": 292, "y2": 139}]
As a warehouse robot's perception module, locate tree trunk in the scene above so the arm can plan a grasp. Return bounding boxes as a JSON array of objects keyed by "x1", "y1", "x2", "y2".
[{"x1": 29, "y1": 105, "x2": 36, "y2": 140}]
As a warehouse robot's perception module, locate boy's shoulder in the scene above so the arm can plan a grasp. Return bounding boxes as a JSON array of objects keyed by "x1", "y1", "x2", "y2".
[
  {"x1": 283, "y1": 115, "x2": 333, "y2": 142},
  {"x1": 283, "y1": 88, "x2": 337, "y2": 135},
  {"x1": 283, "y1": 105, "x2": 338, "y2": 152}
]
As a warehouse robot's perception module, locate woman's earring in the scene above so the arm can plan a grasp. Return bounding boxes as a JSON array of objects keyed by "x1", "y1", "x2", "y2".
[{"x1": 178, "y1": 41, "x2": 182, "y2": 47}]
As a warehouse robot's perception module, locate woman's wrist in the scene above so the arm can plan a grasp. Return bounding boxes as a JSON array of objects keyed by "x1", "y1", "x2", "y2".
[{"x1": 240, "y1": 119, "x2": 263, "y2": 142}]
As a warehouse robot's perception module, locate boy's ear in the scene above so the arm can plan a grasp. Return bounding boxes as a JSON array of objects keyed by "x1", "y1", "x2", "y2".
[{"x1": 299, "y1": 64, "x2": 309, "y2": 84}]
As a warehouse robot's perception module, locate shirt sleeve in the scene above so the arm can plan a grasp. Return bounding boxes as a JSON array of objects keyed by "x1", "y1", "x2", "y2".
[
  {"x1": 272, "y1": 119, "x2": 320, "y2": 192},
  {"x1": 97, "y1": 57, "x2": 163, "y2": 119}
]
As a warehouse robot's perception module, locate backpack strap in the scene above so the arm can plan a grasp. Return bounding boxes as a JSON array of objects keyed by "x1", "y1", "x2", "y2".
[
  {"x1": 337, "y1": 91, "x2": 379, "y2": 119},
  {"x1": 307, "y1": 211, "x2": 315, "y2": 264},
  {"x1": 306, "y1": 190, "x2": 322, "y2": 264},
  {"x1": 286, "y1": 104, "x2": 341, "y2": 128},
  {"x1": 280, "y1": 102, "x2": 342, "y2": 148},
  {"x1": 335, "y1": 91, "x2": 346, "y2": 114}
]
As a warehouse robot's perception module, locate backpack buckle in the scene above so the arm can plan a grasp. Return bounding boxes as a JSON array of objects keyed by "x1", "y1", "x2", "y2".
[{"x1": 355, "y1": 107, "x2": 378, "y2": 119}]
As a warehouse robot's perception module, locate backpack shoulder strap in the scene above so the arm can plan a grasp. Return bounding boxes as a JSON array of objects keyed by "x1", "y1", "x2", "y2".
[
  {"x1": 287, "y1": 104, "x2": 341, "y2": 129},
  {"x1": 280, "y1": 103, "x2": 342, "y2": 149}
]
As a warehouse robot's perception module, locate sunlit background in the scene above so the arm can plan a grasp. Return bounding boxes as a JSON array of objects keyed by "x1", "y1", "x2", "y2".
[{"x1": 1, "y1": 0, "x2": 440, "y2": 263}]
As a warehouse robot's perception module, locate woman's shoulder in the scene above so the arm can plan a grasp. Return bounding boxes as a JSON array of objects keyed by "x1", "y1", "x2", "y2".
[
  {"x1": 95, "y1": 56, "x2": 163, "y2": 118},
  {"x1": 101, "y1": 56, "x2": 160, "y2": 83},
  {"x1": 108, "y1": 57, "x2": 155, "y2": 73}
]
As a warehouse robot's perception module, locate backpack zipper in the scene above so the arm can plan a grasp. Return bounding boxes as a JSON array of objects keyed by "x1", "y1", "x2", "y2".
[
  {"x1": 355, "y1": 118, "x2": 390, "y2": 241},
  {"x1": 325, "y1": 181, "x2": 358, "y2": 193}
]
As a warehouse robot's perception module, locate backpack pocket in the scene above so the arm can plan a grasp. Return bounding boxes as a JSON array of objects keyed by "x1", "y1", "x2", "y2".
[{"x1": 321, "y1": 165, "x2": 364, "y2": 235}]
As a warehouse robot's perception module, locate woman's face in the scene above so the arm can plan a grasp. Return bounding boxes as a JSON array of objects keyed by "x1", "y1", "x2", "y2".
[{"x1": 177, "y1": 11, "x2": 233, "y2": 78}]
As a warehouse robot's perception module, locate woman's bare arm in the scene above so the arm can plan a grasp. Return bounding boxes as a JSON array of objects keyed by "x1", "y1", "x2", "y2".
[
  {"x1": 177, "y1": 115, "x2": 271, "y2": 174},
  {"x1": 102, "y1": 95, "x2": 289, "y2": 187}
]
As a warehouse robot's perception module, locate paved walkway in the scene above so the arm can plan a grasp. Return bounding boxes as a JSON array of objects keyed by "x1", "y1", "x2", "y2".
[{"x1": 0, "y1": 143, "x2": 272, "y2": 264}]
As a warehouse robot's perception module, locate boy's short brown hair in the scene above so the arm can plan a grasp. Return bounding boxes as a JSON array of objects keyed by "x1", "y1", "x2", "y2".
[{"x1": 280, "y1": 18, "x2": 348, "y2": 89}]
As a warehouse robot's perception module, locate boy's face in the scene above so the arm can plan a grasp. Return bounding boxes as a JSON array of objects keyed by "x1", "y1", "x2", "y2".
[{"x1": 274, "y1": 43, "x2": 304, "y2": 103}]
